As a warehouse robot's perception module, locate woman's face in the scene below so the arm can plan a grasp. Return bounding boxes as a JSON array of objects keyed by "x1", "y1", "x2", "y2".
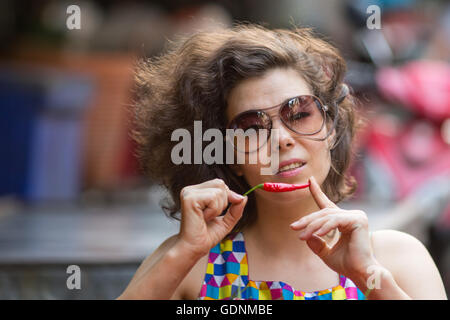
[{"x1": 226, "y1": 67, "x2": 334, "y2": 203}]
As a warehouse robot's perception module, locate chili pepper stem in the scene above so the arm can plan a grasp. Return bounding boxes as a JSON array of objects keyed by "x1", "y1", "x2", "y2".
[{"x1": 243, "y1": 183, "x2": 264, "y2": 196}]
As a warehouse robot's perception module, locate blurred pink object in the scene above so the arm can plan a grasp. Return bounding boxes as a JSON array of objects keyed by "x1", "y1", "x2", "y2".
[
  {"x1": 368, "y1": 118, "x2": 450, "y2": 199},
  {"x1": 376, "y1": 60, "x2": 450, "y2": 122}
]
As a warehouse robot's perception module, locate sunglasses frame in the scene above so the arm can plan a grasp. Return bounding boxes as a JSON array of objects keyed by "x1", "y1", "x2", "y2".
[{"x1": 226, "y1": 95, "x2": 333, "y2": 153}]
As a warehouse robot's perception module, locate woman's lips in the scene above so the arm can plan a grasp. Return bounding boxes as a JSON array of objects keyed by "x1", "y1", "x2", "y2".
[{"x1": 275, "y1": 163, "x2": 306, "y2": 177}]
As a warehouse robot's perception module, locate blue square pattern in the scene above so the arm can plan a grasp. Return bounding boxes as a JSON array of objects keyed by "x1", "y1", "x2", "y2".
[
  {"x1": 282, "y1": 288, "x2": 293, "y2": 300},
  {"x1": 232, "y1": 240, "x2": 245, "y2": 252},
  {"x1": 317, "y1": 292, "x2": 332, "y2": 300},
  {"x1": 213, "y1": 263, "x2": 226, "y2": 276},
  {"x1": 206, "y1": 285, "x2": 219, "y2": 299},
  {"x1": 247, "y1": 286, "x2": 259, "y2": 300},
  {"x1": 226, "y1": 262, "x2": 240, "y2": 275}
]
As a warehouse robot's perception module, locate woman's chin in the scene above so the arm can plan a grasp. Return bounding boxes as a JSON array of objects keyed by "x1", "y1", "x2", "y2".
[{"x1": 261, "y1": 188, "x2": 311, "y2": 203}]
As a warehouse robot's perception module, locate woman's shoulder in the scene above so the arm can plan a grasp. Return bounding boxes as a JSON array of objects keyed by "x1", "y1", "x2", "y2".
[
  {"x1": 371, "y1": 229, "x2": 427, "y2": 263},
  {"x1": 370, "y1": 229, "x2": 432, "y2": 279},
  {"x1": 371, "y1": 229, "x2": 423, "y2": 246},
  {"x1": 371, "y1": 229, "x2": 426, "y2": 254},
  {"x1": 370, "y1": 229, "x2": 447, "y2": 299}
]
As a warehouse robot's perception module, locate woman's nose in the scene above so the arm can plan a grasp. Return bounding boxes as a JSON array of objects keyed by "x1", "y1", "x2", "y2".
[{"x1": 272, "y1": 119, "x2": 296, "y2": 150}]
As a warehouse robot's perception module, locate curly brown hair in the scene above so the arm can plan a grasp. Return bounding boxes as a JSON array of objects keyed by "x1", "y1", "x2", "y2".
[{"x1": 132, "y1": 24, "x2": 360, "y2": 232}]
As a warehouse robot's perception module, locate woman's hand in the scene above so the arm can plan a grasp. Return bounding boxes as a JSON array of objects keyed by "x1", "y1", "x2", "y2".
[
  {"x1": 179, "y1": 178, "x2": 248, "y2": 258},
  {"x1": 290, "y1": 176, "x2": 378, "y2": 281}
]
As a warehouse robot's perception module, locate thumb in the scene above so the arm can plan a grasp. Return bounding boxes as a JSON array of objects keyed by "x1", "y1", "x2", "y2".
[
  {"x1": 306, "y1": 234, "x2": 330, "y2": 259},
  {"x1": 222, "y1": 196, "x2": 247, "y2": 230}
]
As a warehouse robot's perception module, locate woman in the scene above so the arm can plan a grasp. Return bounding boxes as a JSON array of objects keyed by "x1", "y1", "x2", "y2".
[{"x1": 118, "y1": 25, "x2": 447, "y2": 300}]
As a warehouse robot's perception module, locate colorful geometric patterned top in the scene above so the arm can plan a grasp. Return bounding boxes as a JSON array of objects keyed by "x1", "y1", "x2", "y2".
[{"x1": 198, "y1": 232, "x2": 366, "y2": 300}]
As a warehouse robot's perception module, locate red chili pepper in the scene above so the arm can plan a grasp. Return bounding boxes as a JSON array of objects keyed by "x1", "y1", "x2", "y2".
[
  {"x1": 221, "y1": 182, "x2": 311, "y2": 216},
  {"x1": 243, "y1": 182, "x2": 310, "y2": 196},
  {"x1": 263, "y1": 182, "x2": 310, "y2": 192}
]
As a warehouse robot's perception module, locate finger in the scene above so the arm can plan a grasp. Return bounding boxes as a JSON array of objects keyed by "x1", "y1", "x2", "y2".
[
  {"x1": 218, "y1": 190, "x2": 245, "y2": 218},
  {"x1": 314, "y1": 219, "x2": 340, "y2": 237},
  {"x1": 220, "y1": 184, "x2": 245, "y2": 217},
  {"x1": 184, "y1": 179, "x2": 243, "y2": 205},
  {"x1": 183, "y1": 188, "x2": 227, "y2": 222},
  {"x1": 201, "y1": 189, "x2": 226, "y2": 222},
  {"x1": 290, "y1": 208, "x2": 337, "y2": 230},
  {"x1": 207, "y1": 186, "x2": 246, "y2": 221},
  {"x1": 198, "y1": 178, "x2": 229, "y2": 190},
  {"x1": 310, "y1": 213, "x2": 363, "y2": 238},
  {"x1": 306, "y1": 234, "x2": 331, "y2": 259},
  {"x1": 202, "y1": 178, "x2": 244, "y2": 203},
  {"x1": 220, "y1": 196, "x2": 247, "y2": 232},
  {"x1": 227, "y1": 188, "x2": 246, "y2": 203},
  {"x1": 298, "y1": 216, "x2": 330, "y2": 240},
  {"x1": 309, "y1": 176, "x2": 338, "y2": 209},
  {"x1": 196, "y1": 179, "x2": 235, "y2": 202}
]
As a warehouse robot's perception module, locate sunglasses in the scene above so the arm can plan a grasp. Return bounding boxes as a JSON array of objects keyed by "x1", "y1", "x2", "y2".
[{"x1": 226, "y1": 95, "x2": 330, "y2": 152}]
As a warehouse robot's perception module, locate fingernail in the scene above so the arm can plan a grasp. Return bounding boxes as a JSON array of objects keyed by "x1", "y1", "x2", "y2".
[
  {"x1": 290, "y1": 221, "x2": 300, "y2": 228},
  {"x1": 231, "y1": 190, "x2": 244, "y2": 199},
  {"x1": 235, "y1": 196, "x2": 247, "y2": 206},
  {"x1": 233, "y1": 192, "x2": 245, "y2": 200}
]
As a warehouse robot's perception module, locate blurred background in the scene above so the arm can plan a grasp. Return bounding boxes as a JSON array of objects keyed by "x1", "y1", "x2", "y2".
[{"x1": 0, "y1": 0, "x2": 449, "y2": 299}]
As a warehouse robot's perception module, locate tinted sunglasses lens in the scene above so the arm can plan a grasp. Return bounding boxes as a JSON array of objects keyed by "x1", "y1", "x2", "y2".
[
  {"x1": 229, "y1": 111, "x2": 270, "y2": 152},
  {"x1": 280, "y1": 96, "x2": 325, "y2": 134}
]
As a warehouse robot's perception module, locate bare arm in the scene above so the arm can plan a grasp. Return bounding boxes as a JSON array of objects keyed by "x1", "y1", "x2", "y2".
[
  {"x1": 117, "y1": 235, "x2": 203, "y2": 300},
  {"x1": 117, "y1": 179, "x2": 248, "y2": 300}
]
